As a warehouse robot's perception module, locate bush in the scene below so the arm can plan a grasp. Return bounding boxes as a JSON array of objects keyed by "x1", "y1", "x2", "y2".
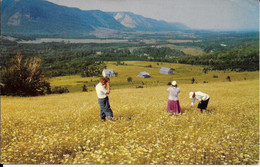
[
  {"x1": 1, "y1": 53, "x2": 51, "y2": 96},
  {"x1": 203, "y1": 68, "x2": 209, "y2": 74},
  {"x1": 82, "y1": 85, "x2": 88, "y2": 92},
  {"x1": 127, "y1": 77, "x2": 133, "y2": 82},
  {"x1": 51, "y1": 86, "x2": 69, "y2": 94},
  {"x1": 226, "y1": 76, "x2": 231, "y2": 82}
]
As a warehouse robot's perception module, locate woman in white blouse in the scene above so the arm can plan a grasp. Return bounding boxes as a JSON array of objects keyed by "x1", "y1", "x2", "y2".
[{"x1": 189, "y1": 91, "x2": 210, "y2": 113}]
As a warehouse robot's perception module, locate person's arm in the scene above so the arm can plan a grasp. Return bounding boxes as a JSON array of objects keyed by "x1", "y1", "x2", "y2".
[
  {"x1": 106, "y1": 82, "x2": 110, "y2": 94},
  {"x1": 191, "y1": 97, "x2": 195, "y2": 106}
]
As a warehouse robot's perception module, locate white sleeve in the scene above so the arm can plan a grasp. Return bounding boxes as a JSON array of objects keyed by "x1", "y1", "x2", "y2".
[
  {"x1": 101, "y1": 86, "x2": 108, "y2": 94},
  {"x1": 167, "y1": 87, "x2": 171, "y2": 92},
  {"x1": 202, "y1": 96, "x2": 206, "y2": 101},
  {"x1": 201, "y1": 93, "x2": 208, "y2": 101}
]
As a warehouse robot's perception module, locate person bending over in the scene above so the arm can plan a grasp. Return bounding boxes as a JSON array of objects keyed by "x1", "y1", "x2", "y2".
[{"x1": 189, "y1": 91, "x2": 210, "y2": 113}]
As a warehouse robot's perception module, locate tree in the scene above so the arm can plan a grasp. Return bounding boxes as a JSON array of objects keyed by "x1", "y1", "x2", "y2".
[
  {"x1": 82, "y1": 84, "x2": 88, "y2": 92},
  {"x1": 81, "y1": 62, "x2": 106, "y2": 77},
  {"x1": 116, "y1": 60, "x2": 121, "y2": 66},
  {"x1": 1, "y1": 53, "x2": 51, "y2": 96},
  {"x1": 203, "y1": 68, "x2": 209, "y2": 74}
]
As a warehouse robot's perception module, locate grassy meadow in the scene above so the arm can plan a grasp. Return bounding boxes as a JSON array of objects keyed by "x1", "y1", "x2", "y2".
[
  {"x1": 1, "y1": 72, "x2": 259, "y2": 164},
  {"x1": 49, "y1": 61, "x2": 259, "y2": 92}
]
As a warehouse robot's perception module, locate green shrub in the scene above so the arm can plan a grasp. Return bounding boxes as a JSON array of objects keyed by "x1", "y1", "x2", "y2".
[
  {"x1": 51, "y1": 86, "x2": 69, "y2": 94},
  {"x1": 127, "y1": 77, "x2": 133, "y2": 82},
  {"x1": 1, "y1": 53, "x2": 51, "y2": 96}
]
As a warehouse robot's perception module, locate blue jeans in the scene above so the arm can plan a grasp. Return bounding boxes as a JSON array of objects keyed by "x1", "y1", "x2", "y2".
[{"x1": 98, "y1": 97, "x2": 113, "y2": 121}]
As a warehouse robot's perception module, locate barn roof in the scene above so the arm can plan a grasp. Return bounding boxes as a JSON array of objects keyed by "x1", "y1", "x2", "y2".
[
  {"x1": 160, "y1": 67, "x2": 173, "y2": 71},
  {"x1": 137, "y1": 71, "x2": 151, "y2": 78},
  {"x1": 103, "y1": 69, "x2": 114, "y2": 73},
  {"x1": 138, "y1": 71, "x2": 150, "y2": 76}
]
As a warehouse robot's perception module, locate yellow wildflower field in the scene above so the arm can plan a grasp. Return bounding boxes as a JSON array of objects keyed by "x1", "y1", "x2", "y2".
[{"x1": 1, "y1": 79, "x2": 259, "y2": 164}]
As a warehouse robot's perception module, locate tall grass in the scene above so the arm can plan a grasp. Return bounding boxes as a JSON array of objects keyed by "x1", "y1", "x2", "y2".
[{"x1": 1, "y1": 79, "x2": 259, "y2": 164}]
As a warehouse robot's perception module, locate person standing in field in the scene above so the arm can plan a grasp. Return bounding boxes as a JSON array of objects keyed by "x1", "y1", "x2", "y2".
[
  {"x1": 95, "y1": 77, "x2": 113, "y2": 121},
  {"x1": 167, "y1": 81, "x2": 182, "y2": 115},
  {"x1": 189, "y1": 91, "x2": 210, "y2": 113}
]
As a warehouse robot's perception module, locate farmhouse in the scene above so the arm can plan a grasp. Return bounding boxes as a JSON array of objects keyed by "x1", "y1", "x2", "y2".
[
  {"x1": 160, "y1": 67, "x2": 174, "y2": 75},
  {"x1": 102, "y1": 69, "x2": 116, "y2": 77},
  {"x1": 137, "y1": 71, "x2": 151, "y2": 78}
]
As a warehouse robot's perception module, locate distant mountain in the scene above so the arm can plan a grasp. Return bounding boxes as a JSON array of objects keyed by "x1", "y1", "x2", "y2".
[
  {"x1": 1, "y1": 0, "x2": 189, "y2": 37},
  {"x1": 109, "y1": 12, "x2": 188, "y2": 31},
  {"x1": 1, "y1": 0, "x2": 125, "y2": 35}
]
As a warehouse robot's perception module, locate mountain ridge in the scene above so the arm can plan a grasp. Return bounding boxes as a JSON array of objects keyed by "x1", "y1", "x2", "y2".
[
  {"x1": 1, "y1": 0, "x2": 189, "y2": 37},
  {"x1": 108, "y1": 12, "x2": 188, "y2": 31}
]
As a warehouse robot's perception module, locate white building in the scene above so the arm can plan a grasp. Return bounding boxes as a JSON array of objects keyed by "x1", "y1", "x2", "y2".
[
  {"x1": 102, "y1": 69, "x2": 116, "y2": 77},
  {"x1": 137, "y1": 71, "x2": 151, "y2": 78},
  {"x1": 160, "y1": 67, "x2": 173, "y2": 75}
]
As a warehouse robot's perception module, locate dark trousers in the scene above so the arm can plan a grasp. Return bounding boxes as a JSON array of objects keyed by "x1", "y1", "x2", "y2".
[
  {"x1": 98, "y1": 96, "x2": 113, "y2": 121},
  {"x1": 198, "y1": 98, "x2": 210, "y2": 110}
]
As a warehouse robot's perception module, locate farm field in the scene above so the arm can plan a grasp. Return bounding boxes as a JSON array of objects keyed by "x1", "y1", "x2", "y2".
[
  {"x1": 49, "y1": 61, "x2": 259, "y2": 92},
  {"x1": 1, "y1": 79, "x2": 259, "y2": 164}
]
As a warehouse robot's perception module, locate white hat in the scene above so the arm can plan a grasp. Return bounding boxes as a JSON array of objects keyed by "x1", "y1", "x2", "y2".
[
  {"x1": 171, "y1": 81, "x2": 177, "y2": 86},
  {"x1": 189, "y1": 92, "x2": 194, "y2": 98}
]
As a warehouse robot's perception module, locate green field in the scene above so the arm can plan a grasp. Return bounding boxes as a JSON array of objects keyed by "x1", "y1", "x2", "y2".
[{"x1": 49, "y1": 61, "x2": 259, "y2": 92}]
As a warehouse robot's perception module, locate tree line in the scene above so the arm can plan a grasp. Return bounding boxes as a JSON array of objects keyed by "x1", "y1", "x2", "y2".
[{"x1": 175, "y1": 46, "x2": 259, "y2": 71}]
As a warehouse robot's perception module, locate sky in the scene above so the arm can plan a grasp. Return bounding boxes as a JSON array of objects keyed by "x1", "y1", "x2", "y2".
[{"x1": 46, "y1": 0, "x2": 259, "y2": 31}]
